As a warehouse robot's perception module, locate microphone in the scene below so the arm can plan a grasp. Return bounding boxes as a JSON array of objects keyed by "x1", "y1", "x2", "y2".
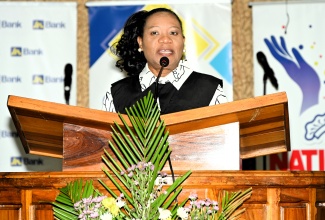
[
  {"x1": 154, "y1": 57, "x2": 175, "y2": 190},
  {"x1": 256, "y1": 51, "x2": 278, "y2": 90},
  {"x1": 160, "y1": 56, "x2": 169, "y2": 68},
  {"x1": 154, "y1": 57, "x2": 169, "y2": 101},
  {"x1": 64, "y1": 63, "x2": 73, "y2": 105}
]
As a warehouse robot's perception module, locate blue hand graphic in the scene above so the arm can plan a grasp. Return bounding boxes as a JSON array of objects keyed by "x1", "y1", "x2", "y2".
[{"x1": 264, "y1": 36, "x2": 320, "y2": 114}]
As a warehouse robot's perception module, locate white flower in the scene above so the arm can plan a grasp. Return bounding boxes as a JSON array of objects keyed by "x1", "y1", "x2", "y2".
[
  {"x1": 155, "y1": 176, "x2": 162, "y2": 185},
  {"x1": 116, "y1": 199, "x2": 125, "y2": 208},
  {"x1": 177, "y1": 207, "x2": 188, "y2": 219},
  {"x1": 158, "y1": 208, "x2": 171, "y2": 220},
  {"x1": 100, "y1": 212, "x2": 113, "y2": 220}
]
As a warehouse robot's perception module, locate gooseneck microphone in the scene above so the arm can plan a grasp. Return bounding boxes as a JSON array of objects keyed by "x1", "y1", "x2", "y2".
[
  {"x1": 154, "y1": 57, "x2": 169, "y2": 101},
  {"x1": 64, "y1": 63, "x2": 73, "y2": 105},
  {"x1": 153, "y1": 57, "x2": 175, "y2": 191}
]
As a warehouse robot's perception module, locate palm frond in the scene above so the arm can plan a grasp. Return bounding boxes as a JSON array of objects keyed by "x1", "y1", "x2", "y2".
[
  {"x1": 217, "y1": 187, "x2": 253, "y2": 220},
  {"x1": 52, "y1": 179, "x2": 100, "y2": 220},
  {"x1": 100, "y1": 91, "x2": 191, "y2": 219}
]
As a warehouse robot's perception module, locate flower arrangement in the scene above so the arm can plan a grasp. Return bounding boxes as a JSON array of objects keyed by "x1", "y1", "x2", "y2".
[{"x1": 52, "y1": 91, "x2": 252, "y2": 220}]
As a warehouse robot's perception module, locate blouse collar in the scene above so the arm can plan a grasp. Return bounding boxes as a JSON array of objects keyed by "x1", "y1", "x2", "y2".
[{"x1": 139, "y1": 60, "x2": 193, "y2": 91}]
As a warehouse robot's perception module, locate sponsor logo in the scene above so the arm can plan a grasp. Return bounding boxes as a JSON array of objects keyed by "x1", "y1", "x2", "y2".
[
  {"x1": 32, "y1": 75, "x2": 64, "y2": 84},
  {"x1": 0, "y1": 20, "x2": 22, "y2": 28},
  {"x1": 32, "y1": 20, "x2": 44, "y2": 30},
  {"x1": 32, "y1": 75, "x2": 44, "y2": 84},
  {"x1": 32, "y1": 20, "x2": 66, "y2": 30},
  {"x1": 10, "y1": 157, "x2": 44, "y2": 166},
  {"x1": 11, "y1": 157, "x2": 23, "y2": 166},
  {"x1": 11, "y1": 47, "x2": 22, "y2": 56},
  {"x1": 0, "y1": 130, "x2": 19, "y2": 138},
  {"x1": 11, "y1": 47, "x2": 43, "y2": 57},
  {"x1": 0, "y1": 75, "x2": 22, "y2": 83}
]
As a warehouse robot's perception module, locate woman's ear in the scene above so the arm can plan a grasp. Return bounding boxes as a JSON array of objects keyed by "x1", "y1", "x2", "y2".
[{"x1": 137, "y1": 36, "x2": 143, "y2": 50}]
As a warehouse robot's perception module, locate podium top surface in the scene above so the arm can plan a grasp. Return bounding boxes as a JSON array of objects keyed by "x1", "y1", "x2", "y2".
[{"x1": 7, "y1": 92, "x2": 290, "y2": 159}]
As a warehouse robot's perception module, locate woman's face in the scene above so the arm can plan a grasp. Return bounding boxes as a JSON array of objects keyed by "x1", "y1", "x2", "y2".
[{"x1": 137, "y1": 11, "x2": 185, "y2": 77}]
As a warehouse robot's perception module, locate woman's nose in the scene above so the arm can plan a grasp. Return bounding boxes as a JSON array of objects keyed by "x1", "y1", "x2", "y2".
[{"x1": 159, "y1": 35, "x2": 172, "y2": 43}]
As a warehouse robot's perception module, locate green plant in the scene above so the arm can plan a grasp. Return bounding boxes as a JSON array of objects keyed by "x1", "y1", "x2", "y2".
[{"x1": 52, "y1": 91, "x2": 252, "y2": 220}]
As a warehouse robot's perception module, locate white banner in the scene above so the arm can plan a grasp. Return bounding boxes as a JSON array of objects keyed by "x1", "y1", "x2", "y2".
[
  {"x1": 252, "y1": 2, "x2": 325, "y2": 171},
  {"x1": 87, "y1": 0, "x2": 233, "y2": 110},
  {"x1": 0, "y1": 2, "x2": 77, "y2": 171}
]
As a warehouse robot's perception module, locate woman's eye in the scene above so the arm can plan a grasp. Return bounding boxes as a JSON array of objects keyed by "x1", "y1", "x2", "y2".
[
  {"x1": 170, "y1": 31, "x2": 178, "y2": 36},
  {"x1": 151, "y1": 31, "x2": 158, "y2": 35}
]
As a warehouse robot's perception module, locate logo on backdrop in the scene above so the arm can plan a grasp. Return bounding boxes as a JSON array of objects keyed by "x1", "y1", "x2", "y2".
[
  {"x1": 305, "y1": 113, "x2": 325, "y2": 141},
  {"x1": 10, "y1": 157, "x2": 44, "y2": 166},
  {"x1": 0, "y1": 75, "x2": 22, "y2": 83},
  {"x1": 32, "y1": 75, "x2": 44, "y2": 84},
  {"x1": 0, "y1": 130, "x2": 19, "y2": 138},
  {"x1": 11, "y1": 47, "x2": 43, "y2": 56},
  {"x1": 0, "y1": 20, "x2": 22, "y2": 28},
  {"x1": 33, "y1": 20, "x2": 44, "y2": 29},
  {"x1": 32, "y1": 75, "x2": 63, "y2": 84},
  {"x1": 32, "y1": 20, "x2": 66, "y2": 29},
  {"x1": 264, "y1": 36, "x2": 324, "y2": 142},
  {"x1": 10, "y1": 47, "x2": 22, "y2": 56},
  {"x1": 264, "y1": 36, "x2": 321, "y2": 115}
]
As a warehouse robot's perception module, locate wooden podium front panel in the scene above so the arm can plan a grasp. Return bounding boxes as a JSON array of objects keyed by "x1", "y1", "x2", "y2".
[
  {"x1": 63, "y1": 122, "x2": 240, "y2": 171},
  {"x1": 8, "y1": 92, "x2": 290, "y2": 160},
  {"x1": 167, "y1": 122, "x2": 240, "y2": 171}
]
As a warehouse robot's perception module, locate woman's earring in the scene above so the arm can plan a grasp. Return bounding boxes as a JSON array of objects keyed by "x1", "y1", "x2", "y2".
[
  {"x1": 138, "y1": 48, "x2": 142, "y2": 52},
  {"x1": 182, "y1": 48, "x2": 187, "y2": 60}
]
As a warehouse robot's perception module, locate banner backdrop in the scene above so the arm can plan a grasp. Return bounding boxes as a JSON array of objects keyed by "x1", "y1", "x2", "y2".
[
  {"x1": 0, "y1": 2, "x2": 77, "y2": 171},
  {"x1": 252, "y1": 2, "x2": 325, "y2": 171},
  {"x1": 87, "y1": 0, "x2": 233, "y2": 110}
]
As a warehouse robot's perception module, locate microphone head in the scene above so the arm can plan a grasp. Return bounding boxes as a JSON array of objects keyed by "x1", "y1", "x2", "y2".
[
  {"x1": 160, "y1": 57, "x2": 169, "y2": 67},
  {"x1": 64, "y1": 63, "x2": 73, "y2": 87}
]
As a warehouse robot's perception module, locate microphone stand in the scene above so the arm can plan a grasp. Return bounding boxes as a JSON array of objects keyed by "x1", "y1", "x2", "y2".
[{"x1": 154, "y1": 58, "x2": 176, "y2": 186}]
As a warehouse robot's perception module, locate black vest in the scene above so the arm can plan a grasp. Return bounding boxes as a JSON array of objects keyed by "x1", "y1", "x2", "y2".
[{"x1": 111, "y1": 71, "x2": 223, "y2": 114}]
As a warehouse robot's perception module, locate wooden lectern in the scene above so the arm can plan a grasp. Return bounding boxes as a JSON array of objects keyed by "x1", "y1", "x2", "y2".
[
  {"x1": 7, "y1": 92, "x2": 290, "y2": 171},
  {"x1": 1, "y1": 92, "x2": 325, "y2": 220}
]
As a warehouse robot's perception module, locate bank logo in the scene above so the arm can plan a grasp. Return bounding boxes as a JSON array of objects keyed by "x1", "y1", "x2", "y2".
[
  {"x1": 11, "y1": 47, "x2": 22, "y2": 56},
  {"x1": 33, "y1": 20, "x2": 44, "y2": 30},
  {"x1": 10, "y1": 157, "x2": 44, "y2": 166},
  {"x1": 1, "y1": 130, "x2": 19, "y2": 138},
  {"x1": 33, "y1": 75, "x2": 44, "y2": 84},
  {"x1": 1, "y1": 20, "x2": 22, "y2": 28},
  {"x1": 11, "y1": 157, "x2": 23, "y2": 166},
  {"x1": 10, "y1": 47, "x2": 43, "y2": 56},
  {"x1": 0, "y1": 75, "x2": 22, "y2": 83},
  {"x1": 32, "y1": 20, "x2": 65, "y2": 30}
]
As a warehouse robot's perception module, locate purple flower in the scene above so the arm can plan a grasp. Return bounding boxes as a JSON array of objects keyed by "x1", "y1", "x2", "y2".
[
  {"x1": 194, "y1": 200, "x2": 202, "y2": 208},
  {"x1": 74, "y1": 200, "x2": 81, "y2": 208},
  {"x1": 128, "y1": 172, "x2": 134, "y2": 177},
  {"x1": 137, "y1": 162, "x2": 145, "y2": 171},
  {"x1": 205, "y1": 198, "x2": 212, "y2": 206},
  {"x1": 118, "y1": 193, "x2": 124, "y2": 200},
  {"x1": 90, "y1": 211, "x2": 99, "y2": 218},
  {"x1": 189, "y1": 192, "x2": 198, "y2": 200},
  {"x1": 213, "y1": 205, "x2": 219, "y2": 211},
  {"x1": 92, "y1": 196, "x2": 106, "y2": 203}
]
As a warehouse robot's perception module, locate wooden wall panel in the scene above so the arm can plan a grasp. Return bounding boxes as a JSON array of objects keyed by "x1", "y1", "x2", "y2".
[
  {"x1": 0, "y1": 205, "x2": 20, "y2": 220},
  {"x1": 0, "y1": 171, "x2": 324, "y2": 220}
]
